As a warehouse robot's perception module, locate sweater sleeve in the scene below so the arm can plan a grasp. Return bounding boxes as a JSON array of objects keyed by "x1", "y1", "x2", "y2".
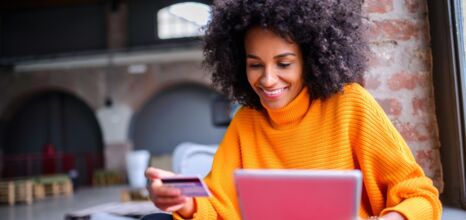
[
  {"x1": 349, "y1": 86, "x2": 442, "y2": 220},
  {"x1": 173, "y1": 110, "x2": 244, "y2": 220}
]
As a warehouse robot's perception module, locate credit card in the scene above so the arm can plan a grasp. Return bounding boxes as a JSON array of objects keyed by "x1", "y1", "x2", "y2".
[{"x1": 161, "y1": 175, "x2": 211, "y2": 197}]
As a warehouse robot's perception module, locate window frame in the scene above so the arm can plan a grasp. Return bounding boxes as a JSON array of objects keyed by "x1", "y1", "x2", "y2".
[
  {"x1": 127, "y1": 0, "x2": 212, "y2": 48},
  {"x1": 427, "y1": 0, "x2": 466, "y2": 208}
]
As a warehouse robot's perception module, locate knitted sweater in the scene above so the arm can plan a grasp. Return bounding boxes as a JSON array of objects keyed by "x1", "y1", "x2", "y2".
[{"x1": 174, "y1": 83, "x2": 441, "y2": 220}]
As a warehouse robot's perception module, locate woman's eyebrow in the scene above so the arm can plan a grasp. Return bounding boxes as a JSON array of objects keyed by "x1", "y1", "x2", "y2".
[
  {"x1": 246, "y1": 54, "x2": 260, "y2": 59},
  {"x1": 246, "y1": 53, "x2": 296, "y2": 59},
  {"x1": 274, "y1": 52, "x2": 296, "y2": 58}
]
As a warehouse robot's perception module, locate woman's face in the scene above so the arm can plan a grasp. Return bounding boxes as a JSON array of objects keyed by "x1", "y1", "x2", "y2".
[{"x1": 244, "y1": 26, "x2": 304, "y2": 109}]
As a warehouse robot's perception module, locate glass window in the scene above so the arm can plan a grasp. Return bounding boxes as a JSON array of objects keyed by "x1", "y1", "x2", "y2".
[
  {"x1": 455, "y1": 0, "x2": 466, "y2": 120},
  {"x1": 429, "y1": 0, "x2": 466, "y2": 207},
  {"x1": 156, "y1": 2, "x2": 211, "y2": 39},
  {"x1": 459, "y1": 0, "x2": 466, "y2": 74}
]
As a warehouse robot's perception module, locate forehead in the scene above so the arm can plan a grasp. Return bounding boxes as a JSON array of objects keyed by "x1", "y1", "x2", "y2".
[{"x1": 244, "y1": 26, "x2": 299, "y2": 54}]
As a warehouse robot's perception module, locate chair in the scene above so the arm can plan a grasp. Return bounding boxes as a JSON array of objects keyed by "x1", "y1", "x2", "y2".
[{"x1": 172, "y1": 142, "x2": 217, "y2": 178}]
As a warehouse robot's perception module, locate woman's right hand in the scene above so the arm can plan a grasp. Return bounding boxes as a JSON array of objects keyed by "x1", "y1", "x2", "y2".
[{"x1": 145, "y1": 167, "x2": 195, "y2": 217}]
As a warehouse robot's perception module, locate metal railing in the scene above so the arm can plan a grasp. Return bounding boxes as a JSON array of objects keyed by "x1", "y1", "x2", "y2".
[{"x1": 0, "y1": 152, "x2": 103, "y2": 186}]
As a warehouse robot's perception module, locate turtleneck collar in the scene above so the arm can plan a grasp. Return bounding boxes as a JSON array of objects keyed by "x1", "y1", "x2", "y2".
[{"x1": 261, "y1": 87, "x2": 311, "y2": 128}]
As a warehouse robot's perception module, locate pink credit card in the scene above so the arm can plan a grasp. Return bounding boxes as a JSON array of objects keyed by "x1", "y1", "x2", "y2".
[{"x1": 161, "y1": 175, "x2": 211, "y2": 197}]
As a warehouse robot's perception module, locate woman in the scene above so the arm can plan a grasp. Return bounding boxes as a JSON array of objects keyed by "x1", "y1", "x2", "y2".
[{"x1": 145, "y1": 0, "x2": 442, "y2": 219}]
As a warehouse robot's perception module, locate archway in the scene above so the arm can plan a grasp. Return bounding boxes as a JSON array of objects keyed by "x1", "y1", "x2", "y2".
[
  {"x1": 2, "y1": 90, "x2": 103, "y2": 185},
  {"x1": 130, "y1": 83, "x2": 227, "y2": 156}
]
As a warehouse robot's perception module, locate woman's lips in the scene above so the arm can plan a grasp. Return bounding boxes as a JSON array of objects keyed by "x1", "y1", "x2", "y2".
[{"x1": 260, "y1": 87, "x2": 288, "y2": 99}]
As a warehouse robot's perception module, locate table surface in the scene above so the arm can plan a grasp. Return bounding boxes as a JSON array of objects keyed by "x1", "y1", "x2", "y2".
[{"x1": 65, "y1": 201, "x2": 164, "y2": 219}]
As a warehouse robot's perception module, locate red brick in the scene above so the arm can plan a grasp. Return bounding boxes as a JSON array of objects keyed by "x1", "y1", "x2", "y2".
[
  {"x1": 363, "y1": 74, "x2": 382, "y2": 90},
  {"x1": 368, "y1": 46, "x2": 396, "y2": 68},
  {"x1": 363, "y1": 0, "x2": 394, "y2": 14},
  {"x1": 416, "y1": 150, "x2": 435, "y2": 170},
  {"x1": 107, "y1": 4, "x2": 128, "y2": 49},
  {"x1": 416, "y1": 72, "x2": 430, "y2": 87},
  {"x1": 410, "y1": 48, "x2": 432, "y2": 71},
  {"x1": 368, "y1": 19, "x2": 420, "y2": 41},
  {"x1": 395, "y1": 121, "x2": 430, "y2": 142},
  {"x1": 404, "y1": 0, "x2": 424, "y2": 14},
  {"x1": 376, "y1": 98, "x2": 402, "y2": 117},
  {"x1": 388, "y1": 71, "x2": 417, "y2": 91},
  {"x1": 412, "y1": 96, "x2": 428, "y2": 116}
]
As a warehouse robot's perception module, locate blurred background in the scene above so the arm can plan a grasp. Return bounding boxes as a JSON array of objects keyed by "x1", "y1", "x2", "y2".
[{"x1": 0, "y1": 0, "x2": 465, "y2": 219}]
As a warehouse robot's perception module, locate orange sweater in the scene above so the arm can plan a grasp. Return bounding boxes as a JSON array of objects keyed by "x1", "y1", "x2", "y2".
[{"x1": 174, "y1": 83, "x2": 441, "y2": 220}]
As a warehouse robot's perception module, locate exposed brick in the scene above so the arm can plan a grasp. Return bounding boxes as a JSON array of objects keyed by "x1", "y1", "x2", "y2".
[
  {"x1": 368, "y1": 19, "x2": 420, "y2": 41},
  {"x1": 395, "y1": 121, "x2": 430, "y2": 142},
  {"x1": 412, "y1": 96, "x2": 428, "y2": 116},
  {"x1": 368, "y1": 44, "x2": 396, "y2": 68},
  {"x1": 363, "y1": 0, "x2": 394, "y2": 14},
  {"x1": 107, "y1": 4, "x2": 128, "y2": 49},
  {"x1": 416, "y1": 149, "x2": 435, "y2": 170},
  {"x1": 363, "y1": 74, "x2": 382, "y2": 90},
  {"x1": 408, "y1": 48, "x2": 432, "y2": 72},
  {"x1": 388, "y1": 71, "x2": 417, "y2": 91},
  {"x1": 416, "y1": 72, "x2": 430, "y2": 87},
  {"x1": 376, "y1": 98, "x2": 402, "y2": 117},
  {"x1": 404, "y1": 0, "x2": 425, "y2": 14},
  {"x1": 387, "y1": 71, "x2": 430, "y2": 91}
]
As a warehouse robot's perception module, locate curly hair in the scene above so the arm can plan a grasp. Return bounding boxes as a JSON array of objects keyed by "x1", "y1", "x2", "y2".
[{"x1": 203, "y1": 0, "x2": 368, "y2": 109}]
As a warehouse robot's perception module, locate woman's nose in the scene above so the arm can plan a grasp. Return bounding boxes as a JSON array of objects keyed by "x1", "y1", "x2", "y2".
[{"x1": 259, "y1": 67, "x2": 277, "y2": 87}]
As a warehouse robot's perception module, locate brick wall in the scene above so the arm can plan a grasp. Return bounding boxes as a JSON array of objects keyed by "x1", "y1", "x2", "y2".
[{"x1": 363, "y1": 0, "x2": 443, "y2": 190}]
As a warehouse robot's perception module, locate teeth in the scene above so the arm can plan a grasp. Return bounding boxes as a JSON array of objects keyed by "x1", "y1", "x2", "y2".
[{"x1": 263, "y1": 88, "x2": 285, "y2": 95}]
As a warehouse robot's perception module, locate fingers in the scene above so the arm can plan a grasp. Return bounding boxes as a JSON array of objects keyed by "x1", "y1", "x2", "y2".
[
  {"x1": 145, "y1": 167, "x2": 175, "y2": 179},
  {"x1": 151, "y1": 195, "x2": 187, "y2": 211},
  {"x1": 145, "y1": 167, "x2": 185, "y2": 212},
  {"x1": 145, "y1": 167, "x2": 177, "y2": 192},
  {"x1": 149, "y1": 186, "x2": 187, "y2": 211},
  {"x1": 153, "y1": 185, "x2": 181, "y2": 197}
]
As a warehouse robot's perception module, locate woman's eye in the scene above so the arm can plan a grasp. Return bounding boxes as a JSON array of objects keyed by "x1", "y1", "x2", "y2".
[
  {"x1": 248, "y1": 64, "x2": 263, "y2": 68},
  {"x1": 277, "y1": 63, "x2": 291, "y2": 68}
]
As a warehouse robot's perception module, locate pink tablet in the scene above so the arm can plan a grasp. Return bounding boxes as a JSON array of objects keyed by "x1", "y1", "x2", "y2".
[{"x1": 234, "y1": 169, "x2": 362, "y2": 220}]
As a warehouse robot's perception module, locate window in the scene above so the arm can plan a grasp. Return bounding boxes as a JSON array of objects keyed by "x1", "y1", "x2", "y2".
[
  {"x1": 157, "y1": 2, "x2": 210, "y2": 39},
  {"x1": 457, "y1": 0, "x2": 466, "y2": 87},
  {"x1": 428, "y1": 0, "x2": 466, "y2": 209},
  {"x1": 462, "y1": 1, "x2": 466, "y2": 60}
]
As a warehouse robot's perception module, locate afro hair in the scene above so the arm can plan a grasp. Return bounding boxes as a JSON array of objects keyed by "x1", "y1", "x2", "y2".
[{"x1": 203, "y1": 0, "x2": 368, "y2": 109}]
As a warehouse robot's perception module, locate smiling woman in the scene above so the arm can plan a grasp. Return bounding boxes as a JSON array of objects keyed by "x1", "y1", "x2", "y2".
[{"x1": 145, "y1": 1, "x2": 442, "y2": 219}]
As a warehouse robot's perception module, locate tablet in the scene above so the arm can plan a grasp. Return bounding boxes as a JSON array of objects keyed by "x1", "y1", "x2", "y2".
[{"x1": 234, "y1": 169, "x2": 362, "y2": 220}]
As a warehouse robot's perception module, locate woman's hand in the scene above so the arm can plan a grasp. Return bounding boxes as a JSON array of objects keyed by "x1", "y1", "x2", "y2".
[
  {"x1": 359, "y1": 211, "x2": 406, "y2": 220},
  {"x1": 145, "y1": 167, "x2": 195, "y2": 217}
]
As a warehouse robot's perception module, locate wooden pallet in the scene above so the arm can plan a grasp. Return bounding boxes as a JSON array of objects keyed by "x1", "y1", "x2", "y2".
[
  {"x1": 0, "y1": 181, "x2": 15, "y2": 205},
  {"x1": 0, "y1": 180, "x2": 33, "y2": 205},
  {"x1": 92, "y1": 170, "x2": 124, "y2": 187},
  {"x1": 34, "y1": 184, "x2": 45, "y2": 200},
  {"x1": 120, "y1": 188, "x2": 149, "y2": 202},
  {"x1": 15, "y1": 180, "x2": 33, "y2": 204},
  {"x1": 34, "y1": 175, "x2": 73, "y2": 198}
]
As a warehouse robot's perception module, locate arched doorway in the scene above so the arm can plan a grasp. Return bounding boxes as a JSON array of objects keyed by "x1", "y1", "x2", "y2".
[
  {"x1": 2, "y1": 90, "x2": 103, "y2": 185},
  {"x1": 130, "y1": 83, "x2": 227, "y2": 155}
]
